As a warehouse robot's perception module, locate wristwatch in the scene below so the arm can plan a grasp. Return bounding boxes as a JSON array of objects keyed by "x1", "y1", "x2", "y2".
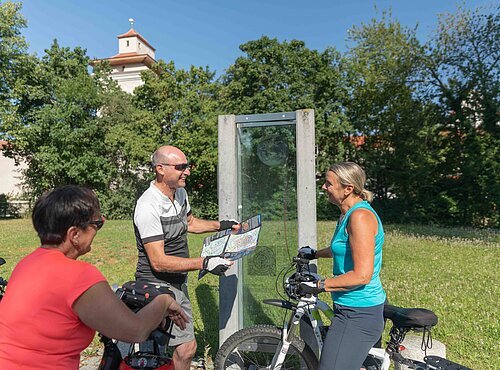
[{"x1": 317, "y1": 279, "x2": 326, "y2": 292}]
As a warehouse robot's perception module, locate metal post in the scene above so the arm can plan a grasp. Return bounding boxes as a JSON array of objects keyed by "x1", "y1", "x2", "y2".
[
  {"x1": 217, "y1": 114, "x2": 242, "y2": 345},
  {"x1": 296, "y1": 109, "x2": 317, "y2": 250}
]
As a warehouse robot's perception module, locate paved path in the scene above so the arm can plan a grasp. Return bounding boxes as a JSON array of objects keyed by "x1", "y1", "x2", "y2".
[{"x1": 79, "y1": 351, "x2": 208, "y2": 369}]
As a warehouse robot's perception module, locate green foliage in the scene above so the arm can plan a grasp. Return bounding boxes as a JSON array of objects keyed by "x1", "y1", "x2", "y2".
[
  {"x1": 134, "y1": 61, "x2": 220, "y2": 218},
  {"x1": 0, "y1": 3, "x2": 498, "y2": 227},
  {"x1": 221, "y1": 37, "x2": 352, "y2": 219},
  {"x1": 421, "y1": 5, "x2": 500, "y2": 227},
  {"x1": 222, "y1": 37, "x2": 352, "y2": 170},
  {"x1": 2, "y1": 41, "x2": 107, "y2": 195},
  {"x1": 0, "y1": 194, "x2": 19, "y2": 218},
  {"x1": 343, "y1": 12, "x2": 438, "y2": 223},
  {"x1": 0, "y1": 1, "x2": 28, "y2": 113}
]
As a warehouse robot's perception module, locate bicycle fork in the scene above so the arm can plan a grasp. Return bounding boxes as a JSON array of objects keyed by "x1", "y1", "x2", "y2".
[{"x1": 269, "y1": 300, "x2": 315, "y2": 370}]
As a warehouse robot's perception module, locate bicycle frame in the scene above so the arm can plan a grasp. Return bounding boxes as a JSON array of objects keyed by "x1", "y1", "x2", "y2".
[
  {"x1": 218, "y1": 257, "x2": 471, "y2": 370},
  {"x1": 267, "y1": 294, "x2": 392, "y2": 370}
]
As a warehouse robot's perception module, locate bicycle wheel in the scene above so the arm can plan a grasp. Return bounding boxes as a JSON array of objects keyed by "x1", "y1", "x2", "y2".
[{"x1": 215, "y1": 325, "x2": 318, "y2": 370}]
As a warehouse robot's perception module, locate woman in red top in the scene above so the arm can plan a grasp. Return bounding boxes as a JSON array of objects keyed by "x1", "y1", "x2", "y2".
[{"x1": 0, "y1": 185, "x2": 188, "y2": 370}]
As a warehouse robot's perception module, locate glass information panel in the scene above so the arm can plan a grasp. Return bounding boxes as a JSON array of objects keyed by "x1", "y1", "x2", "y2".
[{"x1": 237, "y1": 123, "x2": 298, "y2": 327}]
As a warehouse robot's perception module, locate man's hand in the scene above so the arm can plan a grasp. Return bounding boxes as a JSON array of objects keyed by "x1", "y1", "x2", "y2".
[
  {"x1": 298, "y1": 281, "x2": 325, "y2": 296},
  {"x1": 165, "y1": 297, "x2": 189, "y2": 330},
  {"x1": 298, "y1": 246, "x2": 317, "y2": 260},
  {"x1": 202, "y1": 256, "x2": 232, "y2": 276},
  {"x1": 219, "y1": 219, "x2": 240, "y2": 232}
]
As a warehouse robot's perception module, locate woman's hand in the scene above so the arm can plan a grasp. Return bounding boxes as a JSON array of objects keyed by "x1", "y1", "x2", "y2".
[{"x1": 165, "y1": 298, "x2": 189, "y2": 330}]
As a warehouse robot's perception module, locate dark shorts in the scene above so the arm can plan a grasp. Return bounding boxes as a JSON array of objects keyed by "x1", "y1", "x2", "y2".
[{"x1": 318, "y1": 303, "x2": 385, "y2": 370}]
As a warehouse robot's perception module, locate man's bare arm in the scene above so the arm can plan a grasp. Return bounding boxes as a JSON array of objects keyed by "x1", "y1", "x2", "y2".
[
  {"x1": 186, "y1": 213, "x2": 220, "y2": 234},
  {"x1": 144, "y1": 240, "x2": 204, "y2": 273}
]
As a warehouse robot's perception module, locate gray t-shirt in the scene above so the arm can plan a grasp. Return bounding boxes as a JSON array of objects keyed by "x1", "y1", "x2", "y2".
[{"x1": 133, "y1": 182, "x2": 191, "y2": 285}]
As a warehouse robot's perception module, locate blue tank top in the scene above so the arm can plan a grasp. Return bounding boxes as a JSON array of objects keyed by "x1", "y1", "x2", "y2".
[{"x1": 330, "y1": 201, "x2": 386, "y2": 307}]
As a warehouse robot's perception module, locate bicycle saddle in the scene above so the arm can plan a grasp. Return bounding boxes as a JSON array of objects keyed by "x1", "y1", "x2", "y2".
[{"x1": 384, "y1": 304, "x2": 438, "y2": 329}]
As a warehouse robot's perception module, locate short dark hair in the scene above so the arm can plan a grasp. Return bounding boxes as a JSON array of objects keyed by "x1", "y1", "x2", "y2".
[{"x1": 32, "y1": 185, "x2": 101, "y2": 245}]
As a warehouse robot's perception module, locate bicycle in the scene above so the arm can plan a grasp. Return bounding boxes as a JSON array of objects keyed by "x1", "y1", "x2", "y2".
[
  {"x1": 98, "y1": 281, "x2": 177, "y2": 370},
  {"x1": 214, "y1": 256, "x2": 471, "y2": 370},
  {"x1": 0, "y1": 258, "x2": 7, "y2": 301}
]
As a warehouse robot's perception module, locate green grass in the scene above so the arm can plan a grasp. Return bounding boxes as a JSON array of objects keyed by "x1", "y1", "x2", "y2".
[{"x1": 0, "y1": 219, "x2": 498, "y2": 369}]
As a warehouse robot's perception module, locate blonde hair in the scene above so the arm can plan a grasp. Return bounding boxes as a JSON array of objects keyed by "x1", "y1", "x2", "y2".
[{"x1": 329, "y1": 162, "x2": 373, "y2": 202}]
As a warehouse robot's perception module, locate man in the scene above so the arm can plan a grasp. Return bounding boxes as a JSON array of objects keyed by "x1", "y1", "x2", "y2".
[{"x1": 133, "y1": 145, "x2": 237, "y2": 370}]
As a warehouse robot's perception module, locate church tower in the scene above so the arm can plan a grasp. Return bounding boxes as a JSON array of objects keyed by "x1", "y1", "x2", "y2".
[{"x1": 91, "y1": 20, "x2": 156, "y2": 94}]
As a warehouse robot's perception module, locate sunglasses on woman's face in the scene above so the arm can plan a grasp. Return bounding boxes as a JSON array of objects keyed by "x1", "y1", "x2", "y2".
[{"x1": 87, "y1": 215, "x2": 105, "y2": 230}]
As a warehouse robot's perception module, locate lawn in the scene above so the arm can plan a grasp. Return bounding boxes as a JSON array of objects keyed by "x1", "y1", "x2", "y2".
[{"x1": 0, "y1": 219, "x2": 498, "y2": 369}]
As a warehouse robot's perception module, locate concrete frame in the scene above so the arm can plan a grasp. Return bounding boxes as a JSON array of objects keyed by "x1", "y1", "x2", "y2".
[{"x1": 217, "y1": 110, "x2": 316, "y2": 345}]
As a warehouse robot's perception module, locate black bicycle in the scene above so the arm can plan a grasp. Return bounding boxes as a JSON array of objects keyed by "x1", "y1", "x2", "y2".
[
  {"x1": 0, "y1": 258, "x2": 7, "y2": 302},
  {"x1": 98, "y1": 281, "x2": 176, "y2": 370}
]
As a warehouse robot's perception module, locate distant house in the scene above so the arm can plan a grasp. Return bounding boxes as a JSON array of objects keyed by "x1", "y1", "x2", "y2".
[{"x1": 90, "y1": 26, "x2": 156, "y2": 93}]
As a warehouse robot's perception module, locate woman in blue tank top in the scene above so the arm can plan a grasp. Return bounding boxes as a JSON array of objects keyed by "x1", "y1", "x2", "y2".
[{"x1": 299, "y1": 162, "x2": 386, "y2": 370}]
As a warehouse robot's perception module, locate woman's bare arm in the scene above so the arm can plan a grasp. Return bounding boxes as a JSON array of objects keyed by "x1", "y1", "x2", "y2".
[{"x1": 73, "y1": 281, "x2": 188, "y2": 343}]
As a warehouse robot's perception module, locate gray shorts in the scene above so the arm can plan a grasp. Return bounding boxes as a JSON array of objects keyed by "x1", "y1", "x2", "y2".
[
  {"x1": 117, "y1": 281, "x2": 195, "y2": 357},
  {"x1": 160, "y1": 282, "x2": 195, "y2": 346}
]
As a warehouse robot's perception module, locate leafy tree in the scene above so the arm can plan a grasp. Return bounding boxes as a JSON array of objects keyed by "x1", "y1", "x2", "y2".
[
  {"x1": 98, "y1": 75, "x2": 161, "y2": 219},
  {"x1": 1, "y1": 41, "x2": 161, "y2": 219},
  {"x1": 134, "y1": 61, "x2": 220, "y2": 218},
  {"x1": 422, "y1": 5, "x2": 499, "y2": 226},
  {"x1": 1, "y1": 41, "x2": 110, "y2": 196},
  {"x1": 220, "y1": 37, "x2": 351, "y2": 219},
  {"x1": 0, "y1": 1, "x2": 29, "y2": 115},
  {"x1": 341, "y1": 13, "x2": 439, "y2": 222}
]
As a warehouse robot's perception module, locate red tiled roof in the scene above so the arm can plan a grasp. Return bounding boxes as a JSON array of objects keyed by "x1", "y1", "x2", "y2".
[
  {"x1": 108, "y1": 52, "x2": 142, "y2": 59},
  {"x1": 117, "y1": 28, "x2": 156, "y2": 51},
  {"x1": 90, "y1": 53, "x2": 156, "y2": 69}
]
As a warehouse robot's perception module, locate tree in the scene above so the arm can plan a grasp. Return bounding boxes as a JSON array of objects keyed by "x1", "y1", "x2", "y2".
[
  {"x1": 220, "y1": 37, "x2": 352, "y2": 219},
  {"x1": 343, "y1": 12, "x2": 439, "y2": 222},
  {"x1": 97, "y1": 72, "x2": 161, "y2": 218},
  {"x1": 1, "y1": 40, "x2": 161, "y2": 219},
  {"x1": 422, "y1": 5, "x2": 499, "y2": 226},
  {"x1": 1, "y1": 41, "x2": 110, "y2": 196},
  {"x1": 0, "y1": 1, "x2": 29, "y2": 115},
  {"x1": 134, "y1": 61, "x2": 220, "y2": 218}
]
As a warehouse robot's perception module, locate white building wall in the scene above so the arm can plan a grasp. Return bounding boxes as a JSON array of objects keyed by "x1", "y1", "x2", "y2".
[
  {"x1": 0, "y1": 152, "x2": 26, "y2": 196},
  {"x1": 109, "y1": 63, "x2": 150, "y2": 94},
  {"x1": 119, "y1": 37, "x2": 155, "y2": 59}
]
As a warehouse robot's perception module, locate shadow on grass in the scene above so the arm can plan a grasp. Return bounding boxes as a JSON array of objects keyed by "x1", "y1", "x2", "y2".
[
  {"x1": 195, "y1": 279, "x2": 275, "y2": 360},
  {"x1": 195, "y1": 283, "x2": 219, "y2": 359}
]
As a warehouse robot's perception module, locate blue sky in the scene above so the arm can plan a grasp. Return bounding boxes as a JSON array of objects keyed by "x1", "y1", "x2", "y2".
[{"x1": 19, "y1": 0, "x2": 494, "y2": 76}]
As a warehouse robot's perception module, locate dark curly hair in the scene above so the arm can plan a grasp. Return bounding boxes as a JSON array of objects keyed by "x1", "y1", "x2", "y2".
[{"x1": 32, "y1": 185, "x2": 101, "y2": 245}]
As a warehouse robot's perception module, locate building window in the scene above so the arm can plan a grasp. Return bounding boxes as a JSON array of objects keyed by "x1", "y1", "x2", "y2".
[
  {"x1": 122, "y1": 66, "x2": 125, "y2": 72},
  {"x1": 138, "y1": 42, "x2": 141, "y2": 49},
  {"x1": 126, "y1": 40, "x2": 130, "y2": 47}
]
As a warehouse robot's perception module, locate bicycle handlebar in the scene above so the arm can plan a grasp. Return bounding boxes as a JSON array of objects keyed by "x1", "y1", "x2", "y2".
[{"x1": 283, "y1": 257, "x2": 321, "y2": 301}]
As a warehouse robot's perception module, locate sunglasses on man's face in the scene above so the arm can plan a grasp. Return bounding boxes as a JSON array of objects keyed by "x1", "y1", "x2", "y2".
[
  {"x1": 159, "y1": 162, "x2": 191, "y2": 171},
  {"x1": 87, "y1": 215, "x2": 105, "y2": 230}
]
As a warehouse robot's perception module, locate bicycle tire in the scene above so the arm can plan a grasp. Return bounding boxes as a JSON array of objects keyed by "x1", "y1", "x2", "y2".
[{"x1": 214, "y1": 325, "x2": 318, "y2": 370}]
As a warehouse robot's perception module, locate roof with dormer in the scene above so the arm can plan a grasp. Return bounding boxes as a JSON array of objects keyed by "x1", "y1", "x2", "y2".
[{"x1": 117, "y1": 28, "x2": 156, "y2": 51}]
